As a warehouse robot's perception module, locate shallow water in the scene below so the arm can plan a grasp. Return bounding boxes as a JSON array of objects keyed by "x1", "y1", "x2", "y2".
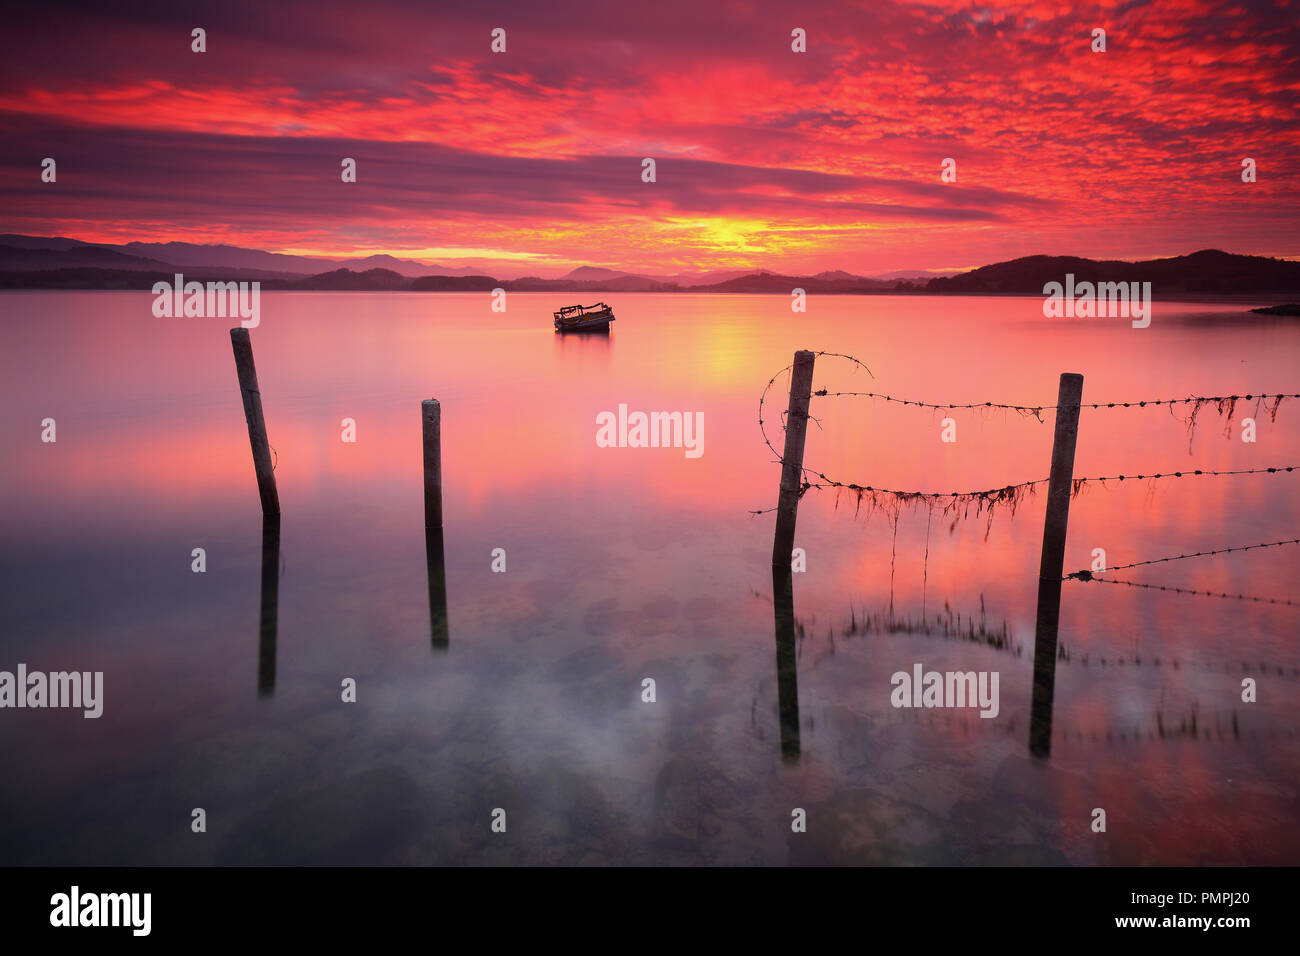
[{"x1": 1, "y1": 291, "x2": 1297, "y2": 865}]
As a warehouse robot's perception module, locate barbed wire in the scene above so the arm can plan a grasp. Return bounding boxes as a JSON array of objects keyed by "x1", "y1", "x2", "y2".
[
  {"x1": 765, "y1": 351, "x2": 1298, "y2": 433},
  {"x1": 755, "y1": 352, "x2": 1300, "y2": 535},
  {"x1": 812, "y1": 389, "x2": 1297, "y2": 420},
  {"x1": 757, "y1": 350, "x2": 874, "y2": 465},
  {"x1": 1064, "y1": 537, "x2": 1300, "y2": 580},
  {"x1": 809, "y1": 464, "x2": 1296, "y2": 497},
  {"x1": 792, "y1": 350, "x2": 1295, "y2": 422},
  {"x1": 749, "y1": 465, "x2": 1298, "y2": 521},
  {"x1": 1068, "y1": 574, "x2": 1300, "y2": 607}
]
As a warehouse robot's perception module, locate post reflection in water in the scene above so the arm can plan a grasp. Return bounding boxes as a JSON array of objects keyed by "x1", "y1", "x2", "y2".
[
  {"x1": 257, "y1": 514, "x2": 281, "y2": 697},
  {"x1": 771, "y1": 565, "x2": 801, "y2": 760},
  {"x1": 426, "y1": 526, "x2": 449, "y2": 650},
  {"x1": 1029, "y1": 650, "x2": 1057, "y2": 757}
]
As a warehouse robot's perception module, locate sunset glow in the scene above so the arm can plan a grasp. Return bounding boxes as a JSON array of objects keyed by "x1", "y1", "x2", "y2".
[{"x1": 2, "y1": 0, "x2": 1297, "y2": 274}]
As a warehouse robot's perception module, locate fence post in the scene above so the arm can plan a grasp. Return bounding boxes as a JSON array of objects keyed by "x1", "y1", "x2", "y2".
[
  {"x1": 771, "y1": 350, "x2": 816, "y2": 568},
  {"x1": 422, "y1": 399, "x2": 448, "y2": 648},
  {"x1": 422, "y1": 399, "x2": 443, "y2": 530},
  {"x1": 1029, "y1": 372, "x2": 1084, "y2": 757},
  {"x1": 230, "y1": 328, "x2": 280, "y2": 516}
]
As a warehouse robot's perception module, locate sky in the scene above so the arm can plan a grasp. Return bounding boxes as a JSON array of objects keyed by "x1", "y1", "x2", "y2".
[{"x1": 1, "y1": 0, "x2": 1297, "y2": 277}]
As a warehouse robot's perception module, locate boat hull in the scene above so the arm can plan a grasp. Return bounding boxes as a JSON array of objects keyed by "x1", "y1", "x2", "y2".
[
  {"x1": 554, "y1": 317, "x2": 613, "y2": 333},
  {"x1": 553, "y1": 301, "x2": 615, "y2": 332}
]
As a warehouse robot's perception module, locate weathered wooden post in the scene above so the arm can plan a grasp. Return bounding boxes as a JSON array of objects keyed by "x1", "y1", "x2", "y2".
[
  {"x1": 1029, "y1": 372, "x2": 1084, "y2": 757},
  {"x1": 230, "y1": 328, "x2": 280, "y2": 516},
  {"x1": 422, "y1": 399, "x2": 448, "y2": 648},
  {"x1": 771, "y1": 350, "x2": 816, "y2": 568},
  {"x1": 257, "y1": 513, "x2": 281, "y2": 697},
  {"x1": 422, "y1": 399, "x2": 443, "y2": 530}
]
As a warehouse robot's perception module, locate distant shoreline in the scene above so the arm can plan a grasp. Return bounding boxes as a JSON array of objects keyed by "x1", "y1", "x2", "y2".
[
  {"x1": 2, "y1": 248, "x2": 1298, "y2": 298},
  {"x1": 2, "y1": 288, "x2": 1293, "y2": 307}
]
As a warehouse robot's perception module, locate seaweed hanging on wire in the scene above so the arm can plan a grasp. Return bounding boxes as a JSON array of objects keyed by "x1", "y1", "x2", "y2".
[{"x1": 754, "y1": 351, "x2": 1300, "y2": 532}]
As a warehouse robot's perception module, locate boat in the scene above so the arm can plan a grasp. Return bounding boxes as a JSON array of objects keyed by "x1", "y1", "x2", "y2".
[{"x1": 554, "y1": 302, "x2": 615, "y2": 333}]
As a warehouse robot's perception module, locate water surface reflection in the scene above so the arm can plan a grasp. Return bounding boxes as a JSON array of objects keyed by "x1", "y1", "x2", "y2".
[{"x1": 0, "y1": 291, "x2": 1296, "y2": 865}]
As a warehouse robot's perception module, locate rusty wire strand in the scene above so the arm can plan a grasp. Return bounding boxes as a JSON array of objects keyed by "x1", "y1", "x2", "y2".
[
  {"x1": 814, "y1": 389, "x2": 1299, "y2": 418},
  {"x1": 1063, "y1": 537, "x2": 1300, "y2": 581},
  {"x1": 755, "y1": 353, "x2": 1300, "y2": 527},
  {"x1": 1069, "y1": 575, "x2": 1300, "y2": 608},
  {"x1": 748, "y1": 466, "x2": 1299, "y2": 518}
]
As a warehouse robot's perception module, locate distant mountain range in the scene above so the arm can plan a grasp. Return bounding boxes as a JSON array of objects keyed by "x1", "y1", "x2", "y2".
[
  {"x1": 0, "y1": 235, "x2": 1295, "y2": 295},
  {"x1": 926, "y1": 250, "x2": 1300, "y2": 294},
  {"x1": 0, "y1": 264, "x2": 938, "y2": 292},
  {"x1": 0, "y1": 234, "x2": 954, "y2": 289},
  {"x1": 0, "y1": 234, "x2": 460, "y2": 279}
]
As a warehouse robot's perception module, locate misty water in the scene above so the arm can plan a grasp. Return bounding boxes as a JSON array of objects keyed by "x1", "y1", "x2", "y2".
[{"x1": 1, "y1": 291, "x2": 1297, "y2": 864}]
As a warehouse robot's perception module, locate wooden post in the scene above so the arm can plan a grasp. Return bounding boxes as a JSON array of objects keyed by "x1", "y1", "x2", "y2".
[
  {"x1": 771, "y1": 350, "x2": 816, "y2": 567},
  {"x1": 422, "y1": 399, "x2": 442, "y2": 530},
  {"x1": 230, "y1": 329, "x2": 280, "y2": 516},
  {"x1": 422, "y1": 399, "x2": 447, "y2": 648},
  {"x1": 1029, "y1": 372, "x2": 1084, "y2": 757},
  {"x1": 257, "y1": 514, "x2": 281, "y2": 697}
]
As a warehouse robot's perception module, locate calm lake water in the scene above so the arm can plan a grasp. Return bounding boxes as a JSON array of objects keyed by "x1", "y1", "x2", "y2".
[{"x1": 1, "y1": 291, "x2": 1298, "y2": 865}]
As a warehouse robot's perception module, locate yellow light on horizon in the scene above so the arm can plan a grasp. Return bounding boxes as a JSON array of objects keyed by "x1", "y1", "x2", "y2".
[{"x1": 274, "y1": 245, "x2": 558, "y2": 263}]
